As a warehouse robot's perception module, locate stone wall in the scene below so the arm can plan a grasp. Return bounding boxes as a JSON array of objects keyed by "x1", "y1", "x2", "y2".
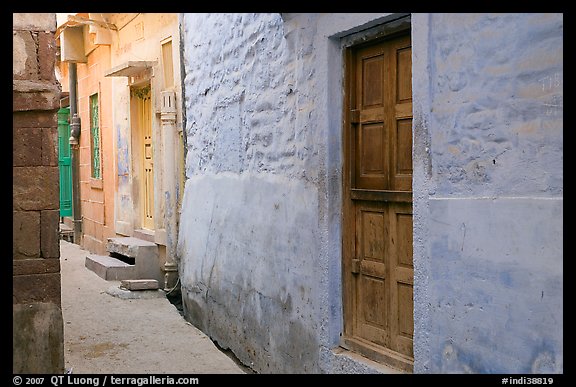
[{"x1": 13, "y1": 13, "x2": 64, "y2": 374}]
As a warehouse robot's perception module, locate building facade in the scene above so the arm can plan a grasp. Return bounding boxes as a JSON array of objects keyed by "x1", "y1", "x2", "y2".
[
  {"x1": 56, "y1": 13, "x2": 185, "y2": 288},
  {"x1": 177, "y1": 13, "x2": 563, "y2": 373},
  {"x1": 106, "y1": 13, "x2": 185, "y2": 288},
  {"x1": 56, "y1": 13, "x2": 119, "y2": 255},
  {"x1": 13, "y1": 12, "x2": 64, "y2": 373}
]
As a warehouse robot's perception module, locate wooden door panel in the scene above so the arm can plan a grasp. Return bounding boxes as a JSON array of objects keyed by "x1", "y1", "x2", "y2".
[
  {"x1": 354, "y1": 121, "x2": 388, "y2": 190},
  {"x1": 395, "y1": 282, "x2": 414, "y2": 356},
  {"x1": 343, "y1": 31, "x2": 413, "y2": 369},
  {"x1": 357, "y1": 273, "x2": 388, "y2": 348},
  {"x1": 359, "y1": 276, "x2": 388, "y2": 329},
  {"x1": 360, "y1": 124, "x2": 385, "y2": 177},
  {"x1": 396, "y1": 45, "x2": 412, "y2": 104},
  {"x1": 395, "y1": 211, "x2": 413, "y2": 268},
  {"x1": 355, "y1": 204, "x2": 387, "y2": 263},
  {"x1": 395, "y1": 120, "x2": 412, "y2": 174},
  {"x1": 137, "y1": 86, "x2": 154, "y2": 230},
  {"x1": 389, "y1": 202, "x2": 413, "y2": 358},
  {"x1": 363, "y1": 60, "x2": 383, "y2": 107},
  {"x1": 354, "y1": 203, "x2": 388, "y2": 347},
  {"x1": 392, "y1": 118, "x2": 412, "y2": 191},
  {"x1": 361, "y1": 210, "x2": 385, "y2": 260},
  {"x1": 359, "y1": 49, "x2": 385, "y2": 109},
  {"x1": 391, "y1": 36, "x2": 412, "y2": 192}
]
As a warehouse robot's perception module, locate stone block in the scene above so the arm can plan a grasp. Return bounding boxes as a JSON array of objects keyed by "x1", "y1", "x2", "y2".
[
  {"x1": 85, "y1": 254, "x2": 135, "y2": 281},
  {"x1": 107, "y1": 236, "x2": 157, "y2": 258},
  {"x1": 13, "y1": 127, "x2": 42, "y2": 167},
  {"x1": 13, "y1": 302, "x2": 64, "y2": 374},
  {"x1": 107, "y1": 237, "x2": 162, "y2": 283},
  {"x1": 13, "y1": 272, "x2": 61, "y2": 306},
  {"x1": 38, "y1": 32, "x2": 57, "y2": 82},
  {"x1": 41, "y1": 210, "x2": 60, "y2": 258},
  {"x1": 13, "y1": 13, "x2": 56, "y2": 32},
  {"x1": 13, "y1": 259, "x2": 60, "y2": 276},
  {"x1": 13, "y1": 166, "x2": 59, "y2": 211},
  {"x1": 13, "y1": 211, "x2": 40, "y2": 259},
  {"x1": 13, "y1": 86, "x2": 61, "y2": 112},
  {"x1": 13, "y1": 111, "x2": 58, "y2": 128},
  {"x1": 120, "y1": 279, "x2": 159, "y2": 290},
  {"x1": 13, "y1": 30, "x2": 38, "y2": 80},
  {"x1": 42, "y1": 127, "x2": 59, "y2": 166}
]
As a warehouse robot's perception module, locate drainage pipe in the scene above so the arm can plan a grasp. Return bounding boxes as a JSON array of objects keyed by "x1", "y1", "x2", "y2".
[{"x1": 68, "y1": 62, "x2": 82, "y2": 244}]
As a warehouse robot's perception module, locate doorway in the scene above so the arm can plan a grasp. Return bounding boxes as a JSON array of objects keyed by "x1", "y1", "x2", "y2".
[
  {"x1": 131, "y1": 84, "x2": 154, "y2": 231},
  {"x1": 342, "y1": 30, "x2": 414, "y2": 372},
  {"x1": 58, "y1": 107, "x2": 73, "y2": 218}
]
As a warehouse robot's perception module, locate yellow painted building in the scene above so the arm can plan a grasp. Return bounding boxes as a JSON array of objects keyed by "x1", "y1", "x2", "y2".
[{"x1": 56, "y1": 13, "x2": 184, "y2": 289}]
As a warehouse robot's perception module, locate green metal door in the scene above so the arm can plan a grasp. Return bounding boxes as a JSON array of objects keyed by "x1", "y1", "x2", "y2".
[{"x1": 58, "y1": 107, "x2": 73, "y2": 217}]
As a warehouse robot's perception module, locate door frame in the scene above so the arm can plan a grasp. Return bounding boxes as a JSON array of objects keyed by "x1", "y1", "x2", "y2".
[
  {"x1": 340, "y1": 17, "x2": 413, "y2": 373},
  {"x1": 129, "y1": 82, "x2": 155, "y2": 231}
]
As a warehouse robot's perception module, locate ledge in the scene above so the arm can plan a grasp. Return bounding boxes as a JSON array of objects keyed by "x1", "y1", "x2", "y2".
[
  {"x1": 90, "y1": 177, "x2": 103, "y2": 190},
  {"x1": 105, "y1": 61, "x2": 157, "y2": 77},
  {"x1": 329, "y1": 346, "x2": 405, "y2": 374}
]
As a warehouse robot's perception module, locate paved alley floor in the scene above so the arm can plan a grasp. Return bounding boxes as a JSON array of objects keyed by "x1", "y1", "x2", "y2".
[{"x1": 60, "y1": 240, "x2": 246, "y2": 374}]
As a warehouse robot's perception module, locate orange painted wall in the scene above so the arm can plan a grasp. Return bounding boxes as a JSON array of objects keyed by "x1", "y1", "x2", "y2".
[{"x1": 76, "y1": 44, "x2": 115, "y2": 255}]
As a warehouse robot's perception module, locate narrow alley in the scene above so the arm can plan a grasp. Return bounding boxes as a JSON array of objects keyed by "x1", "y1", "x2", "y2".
[
  {"x1": 59, "y1": 239, "x2": 246, "y2": 374},
  {"x1": 14, "y1": 13, "x2": 563, "y2": 375}
]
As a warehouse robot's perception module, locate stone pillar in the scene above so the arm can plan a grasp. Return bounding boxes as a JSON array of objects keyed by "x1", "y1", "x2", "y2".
[
  {"x1": 160, "y1": 90, "x2": 178, "y2": 290},
  {"x1": 13, "y1": 13, "x2": 64, "y2": 374}
]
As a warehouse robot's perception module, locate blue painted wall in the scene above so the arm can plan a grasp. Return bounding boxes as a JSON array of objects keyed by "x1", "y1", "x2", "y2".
[
  {"x1": 178, "y1": 12, "x2": 563, "y2": 373},
  {"x1": 412, "y1": 13, "x2": 563, "y2": 373}
]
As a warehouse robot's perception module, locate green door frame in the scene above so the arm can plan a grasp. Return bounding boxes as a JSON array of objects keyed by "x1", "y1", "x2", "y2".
[{"x1": 58, "y1": 107, "x2": 73, "y2": 217}]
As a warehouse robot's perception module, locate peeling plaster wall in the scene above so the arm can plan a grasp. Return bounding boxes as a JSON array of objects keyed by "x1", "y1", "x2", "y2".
[
  {"x1": 178, "y1": 12, "x2": 563, "y2": 374},
  {"x1": 412, "y1": 13, "x2": 563, "y2": 373},
  {"x1": 178, "y1": 13, "x2": 322, "y2": 373},
  {"x1": 178, "y1": 13, "x2": 405, "y2": 374}
]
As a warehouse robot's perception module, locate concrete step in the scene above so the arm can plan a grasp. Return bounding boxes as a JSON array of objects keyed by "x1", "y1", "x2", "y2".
[
  {"x1": 106, "y1": 237, "x2": 162, "y2": 283},
  {"x1": 59, "y1": 223, "x2": 74, "y2": 243},
  {"x1": 107, "y1": 236, "x2": 157, "y2": 258},
  {"x1": 85, "y1": 254, "x2": 136, "y2": 281},
  {"x1": 133, "y1": 229, "x2": 155, "y2": 243},
  {"x1": 120, "y1": 279, "x2": 159, "y2": 291}
]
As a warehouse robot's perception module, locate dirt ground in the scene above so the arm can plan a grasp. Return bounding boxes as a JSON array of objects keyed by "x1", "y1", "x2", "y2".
[{"x1": 59, "y1": 239, "x2": 247, "y2": 374}]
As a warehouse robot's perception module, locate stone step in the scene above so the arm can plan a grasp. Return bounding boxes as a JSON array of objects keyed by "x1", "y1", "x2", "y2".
[
  {"x1": 107, "y1": 236, "x2": 157, "y2": 258},
  {"x1": 85, "y1": 254, "x2": 136, "y2": 281},
  {"x1": 59, "y1": 223, "x2": 74, "y2": 243},
  {"x1": 120, "y1": 279, "x2": 159, "y2": 291},
  {"x1": 106, "y1": 237, "x2": 162, "y2": 283},
  {"x1": 133, "y1": 229, "x2": 155, "y2": 243}
]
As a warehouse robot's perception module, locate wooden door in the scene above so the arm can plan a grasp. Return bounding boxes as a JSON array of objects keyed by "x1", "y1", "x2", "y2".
[
  {"x1": 58, "y1": 107, "x2": 73, "y2": 217},
  {"x1": 136, "y1": 86, "x2": 154, "y2": 230},
  {"x1": 342, "y1": 32, "x2": 413, "y2": 371}
]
